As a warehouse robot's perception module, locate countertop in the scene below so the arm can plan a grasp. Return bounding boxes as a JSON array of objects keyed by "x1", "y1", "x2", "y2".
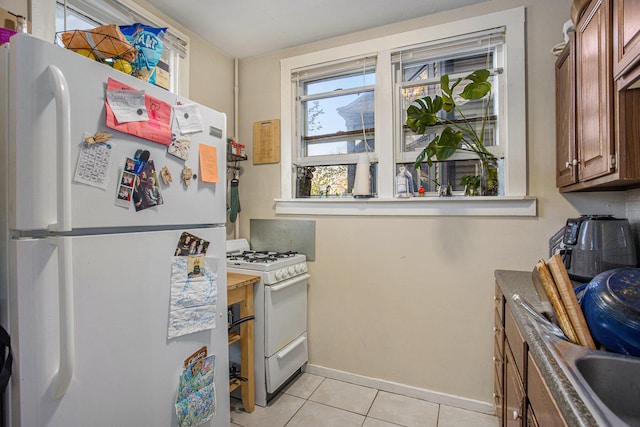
[
  {"x1": 227, "y1": 272, "x2": 260, "y2": 291},
  {"x1": 495, "y1": 270, "x2": 600, "y2": 427}
]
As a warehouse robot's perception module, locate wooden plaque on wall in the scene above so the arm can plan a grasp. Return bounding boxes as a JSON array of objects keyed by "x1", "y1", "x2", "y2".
[{"x1": 253, "y1": 119, "x2": 280, "y2": 164}]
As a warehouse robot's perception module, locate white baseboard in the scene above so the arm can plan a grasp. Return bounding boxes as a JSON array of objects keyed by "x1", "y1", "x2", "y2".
[{"x1": 303, "y1": 364, "x2": 495, "y2": 416}]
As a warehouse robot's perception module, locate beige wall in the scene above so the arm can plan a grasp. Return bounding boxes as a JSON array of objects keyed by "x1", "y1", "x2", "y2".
[
  {"x1": 130, "y1": 0, "x2": 236, "y2": 120},
  {"x1": 0, "y1": 1, "x2": 27, "y2": 17},
  {"x1": 236, "y1": 0, "x2": 626, "y2": 405}
]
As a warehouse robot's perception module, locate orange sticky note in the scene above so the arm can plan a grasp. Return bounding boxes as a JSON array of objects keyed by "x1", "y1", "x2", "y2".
[{"x1": 199, "y1": 145, "x2": 219, "y2": 183}]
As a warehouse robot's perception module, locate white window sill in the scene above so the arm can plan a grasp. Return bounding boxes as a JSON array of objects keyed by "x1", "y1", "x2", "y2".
[{"x1": 274, "y1": 196, "x2": 537, "y2": 217}]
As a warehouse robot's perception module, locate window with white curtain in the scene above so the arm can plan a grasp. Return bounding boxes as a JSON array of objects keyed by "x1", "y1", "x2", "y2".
[
  {"x1": 55, "y1": 0, "x2": 189, "y2": 96},
  {"x1": 278, "y1": 8, "x2": 533, "y2": 216}
]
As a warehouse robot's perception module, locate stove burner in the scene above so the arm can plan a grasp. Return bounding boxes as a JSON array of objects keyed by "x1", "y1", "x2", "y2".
[{"x1": 227, "y1": 250, "x2": 299, "y2": 264}]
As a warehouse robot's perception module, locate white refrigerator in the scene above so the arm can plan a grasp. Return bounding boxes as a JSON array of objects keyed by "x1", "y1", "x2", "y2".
[{"x1": 0, "y1": 34, "x2": 230, "y2": 426}]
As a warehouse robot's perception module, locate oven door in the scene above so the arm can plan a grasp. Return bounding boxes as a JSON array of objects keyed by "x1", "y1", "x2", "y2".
[{"x1": 264, "y1": 273, "x2": 310, "y2": 357}]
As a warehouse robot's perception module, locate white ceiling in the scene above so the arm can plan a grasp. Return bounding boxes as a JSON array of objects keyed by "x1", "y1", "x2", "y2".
[{"x1": 145, "y1": 0, "x2": 489, "y2": 59}]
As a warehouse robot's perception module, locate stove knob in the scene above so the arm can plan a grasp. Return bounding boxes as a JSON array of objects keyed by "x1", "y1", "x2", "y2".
[
  {"x1": 295, "y1": 264, "x2": 305, "y2": 273},
  {"x1": 275, "y1": 270, "x2": 285, "y2": 281},
  {"x1": 288, "y1": 266, "x2": 296, "y2": 276}
]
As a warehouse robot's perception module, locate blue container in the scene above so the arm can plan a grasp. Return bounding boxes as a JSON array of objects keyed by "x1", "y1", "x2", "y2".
[{"x1": 581, "y1": 268, "x2": 640, "y2": 357}]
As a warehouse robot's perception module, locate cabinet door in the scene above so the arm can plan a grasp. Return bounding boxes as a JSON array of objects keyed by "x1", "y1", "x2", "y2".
[
  {"x1": 576, "y1": 0, "x2": 614, "y2": 182},
  {"x1": 613, "y1": 0, "x2": 640, "y2": 79},
  {"x1": 555, "y1": 33, "x2": 578, "y2": 187},
  {"x1": 527, "y1": 354, "x2": 568, "y2": 427},
  {"x1": 526, "y1": 405, "x2": 540, "y2": 427},
  {"x1": 505, "y1": 349, "x2": 525, "y2": 426}
]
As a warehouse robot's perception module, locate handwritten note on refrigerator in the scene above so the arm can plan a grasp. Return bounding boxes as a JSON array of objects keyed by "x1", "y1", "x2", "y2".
[{"x1": 199, "y1": 145, "x2": 219, "y2": 183}]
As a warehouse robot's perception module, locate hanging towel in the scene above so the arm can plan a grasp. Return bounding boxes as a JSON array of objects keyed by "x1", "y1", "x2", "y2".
[{"x1": 229, "y1": 178, "x2": 241, "y2": 223}]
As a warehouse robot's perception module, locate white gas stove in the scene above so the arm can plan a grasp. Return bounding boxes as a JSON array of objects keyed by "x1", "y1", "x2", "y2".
[
  {"x1": 226, "y1": 239, "x2": 309, "y2": 407},
  {"x1": 226, "y1": 239, "x2": 307, "y2": 284}
]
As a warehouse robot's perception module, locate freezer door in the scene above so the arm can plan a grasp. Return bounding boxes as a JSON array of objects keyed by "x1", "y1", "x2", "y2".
[
  {"x1": 6, "y1": 228, "x2": 229, "y2": 426},
  {"x1": 7, "y1": 34, "x2": 227, "y2": 231}
]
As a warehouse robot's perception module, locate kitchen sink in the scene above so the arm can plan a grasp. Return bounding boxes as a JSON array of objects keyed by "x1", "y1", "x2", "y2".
[
  {"x1": 532, "y1": 319, "x2": 640, "y2": 426},
  {"x1": 574, "y1": 354, "x2": 640, "y2": 425}
]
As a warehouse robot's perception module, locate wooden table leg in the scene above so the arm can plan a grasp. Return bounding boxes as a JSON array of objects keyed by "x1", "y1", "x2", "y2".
[{"x1": 239, "y1": 285, "x2": 255, "y2": 413}]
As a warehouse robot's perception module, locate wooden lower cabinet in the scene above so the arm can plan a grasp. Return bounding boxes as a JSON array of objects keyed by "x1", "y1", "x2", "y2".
[
  {"x1": 527, "y1": 354, "x2": 568, "y2": 427},
  {"x1": 494, "y1": 287, "x2": 568, "y2": 426}
]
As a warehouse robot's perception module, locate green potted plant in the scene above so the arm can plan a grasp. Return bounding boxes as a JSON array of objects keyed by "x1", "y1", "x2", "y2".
[{"x1": 405, "y1": 69, "x2": 498, "y2": 196}]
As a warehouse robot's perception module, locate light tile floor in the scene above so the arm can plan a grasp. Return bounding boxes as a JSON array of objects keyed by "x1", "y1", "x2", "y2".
[{"x1": 230, "y1": 373, "x2": 499, "y2": 427}]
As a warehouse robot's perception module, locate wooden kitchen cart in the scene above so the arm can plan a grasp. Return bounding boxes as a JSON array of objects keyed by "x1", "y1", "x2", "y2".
[{"x1": 227, "y1": 272, "x2": 259, "y2": 413}]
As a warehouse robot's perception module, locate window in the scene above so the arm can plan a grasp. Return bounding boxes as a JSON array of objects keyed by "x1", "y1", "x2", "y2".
[
  {"x1": 394, "y1": 29, "x2": 504, "y2": 195},
  {"x1": 293, "y1": 57, "x2": 376, "y2": 197},
  {"x1": 55, "y1": 0, "x2": 189, "y2": 96},
  {"x1": 279, "y1": 8, "x2": 533, "y2": 216}
]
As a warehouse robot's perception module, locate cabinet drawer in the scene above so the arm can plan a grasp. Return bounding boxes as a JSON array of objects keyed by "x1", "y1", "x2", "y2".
[
  {"x1": 527, "y1": 354, "x2": 568, "y2": 427},
  {"x1": 266, "y1": 332, "x2": 308, "y2": 393},
  {"x1": 505, "y1": 305, "x2": 527, "y2": 378}
]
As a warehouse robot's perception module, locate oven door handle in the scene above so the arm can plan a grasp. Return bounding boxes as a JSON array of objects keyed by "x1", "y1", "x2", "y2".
[
  {"x1": 269, "y1": 274, "x2": 310, "y2": 292},
  {"x1": 276, "y1": 334, "x2": 307, "y2": 360}
]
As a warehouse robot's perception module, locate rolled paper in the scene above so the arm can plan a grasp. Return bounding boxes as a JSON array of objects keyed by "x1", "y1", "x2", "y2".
[{"x1": 353, "y1": 153, "x2": 371, "y2": 196}]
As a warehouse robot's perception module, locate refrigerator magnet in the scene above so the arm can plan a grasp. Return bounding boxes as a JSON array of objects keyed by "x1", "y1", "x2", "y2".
[{"x1": 160, "y1": 166, "x2": 172, "y2": 185}]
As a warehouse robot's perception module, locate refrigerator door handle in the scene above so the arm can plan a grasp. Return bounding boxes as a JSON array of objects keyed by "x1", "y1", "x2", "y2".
[
  {"x1": 47, "y1": 65, "x2": 72, "y2": 232},
  {"x1": 50, "y1": 237, "x2": 75, "y2": 399}
]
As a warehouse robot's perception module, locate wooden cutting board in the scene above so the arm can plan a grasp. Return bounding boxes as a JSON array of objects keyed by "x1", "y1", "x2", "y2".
[
  {"x1": 547, "y1": 254, "x2": 596, "y2": 349},
  {"x1": 534, "y1": 260, "x2": 579, "y2": 344}
]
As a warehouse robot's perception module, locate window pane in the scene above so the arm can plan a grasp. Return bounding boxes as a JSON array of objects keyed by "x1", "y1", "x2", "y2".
[
  {"x1": 306, "y1": 136, "x2": 373, "y2": 156},
  {"x1": 405, "y1": 158, "x2": 504, "y2": 195},
  {"x1": 296, "y1": 164, "x2": 377, "y2": 198},
  {"x1": 302, "y1": 89, "x2": 375, "y2": 156},
  {"x1": 402, "y1": 52, "x2": 494, "y2": 82},
  {"x1": 397, "y1": 159, "x2": 483, "y2": 194},
  {"x1": 304, "y1": 91, "x2": 374, "y2": 137},
  {"x1": 306, "y1": 72, "x2": 375, "y2": 95},
  {"x1": 399, "y1": 72, "x2": 498, "y2": 155},
  {"x1": 55, "y1": 4, "x2": 99, "y2": 35}
]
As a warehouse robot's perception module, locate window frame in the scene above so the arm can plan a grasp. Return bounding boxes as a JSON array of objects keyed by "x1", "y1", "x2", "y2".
[{"x1": 278, "y1": 7, "x2": 534, "y2": 216}]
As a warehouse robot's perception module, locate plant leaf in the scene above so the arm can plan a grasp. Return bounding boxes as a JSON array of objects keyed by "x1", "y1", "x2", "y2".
[
  {"x1": 442, "y1": 94, "x2": 454, "y2": 112},
  {"x1": 460, "y1": 69, "x2": 492, "y2": 99},
  {"x1": 405, "y1": 95, "x2": 444, "y2": 133},
  {"x1": 460, "y1": 81, "x2": 491, "y2": 99},
  {"x1": 466, "y1": 69, "x2": 490, "y2": 83},
  {"x1": 434, "y1": 126, "x2": 462, "y2": 160}
]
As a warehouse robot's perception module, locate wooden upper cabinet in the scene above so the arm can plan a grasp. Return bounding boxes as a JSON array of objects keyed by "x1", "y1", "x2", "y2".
[
  {"x1": 576, "y1": 0, "x2": 614, "y2": 182},
  {"x1": 555, "y1": 34, "x2": 578, "y2": 187},
  {"x1": 613, "y1": 0, "x2": 640, "y2": 79},
  {"x1": 556, "y1": 0, "x2": 640, "y2": 191}
]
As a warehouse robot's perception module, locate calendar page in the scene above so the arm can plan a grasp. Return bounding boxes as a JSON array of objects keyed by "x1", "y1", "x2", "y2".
[{"x1": 74, "y1": 139, "x2": 115, "y2": 190}]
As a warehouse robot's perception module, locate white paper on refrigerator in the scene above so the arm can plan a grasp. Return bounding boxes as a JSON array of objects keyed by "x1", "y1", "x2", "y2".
[{"x1": 168, "y1": 256, "x2": 219, "y2": 339}]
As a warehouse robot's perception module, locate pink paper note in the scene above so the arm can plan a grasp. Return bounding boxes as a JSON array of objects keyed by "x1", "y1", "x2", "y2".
[{"x1": 105, "y1": 78, "x2": 172, "y2": 146}]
